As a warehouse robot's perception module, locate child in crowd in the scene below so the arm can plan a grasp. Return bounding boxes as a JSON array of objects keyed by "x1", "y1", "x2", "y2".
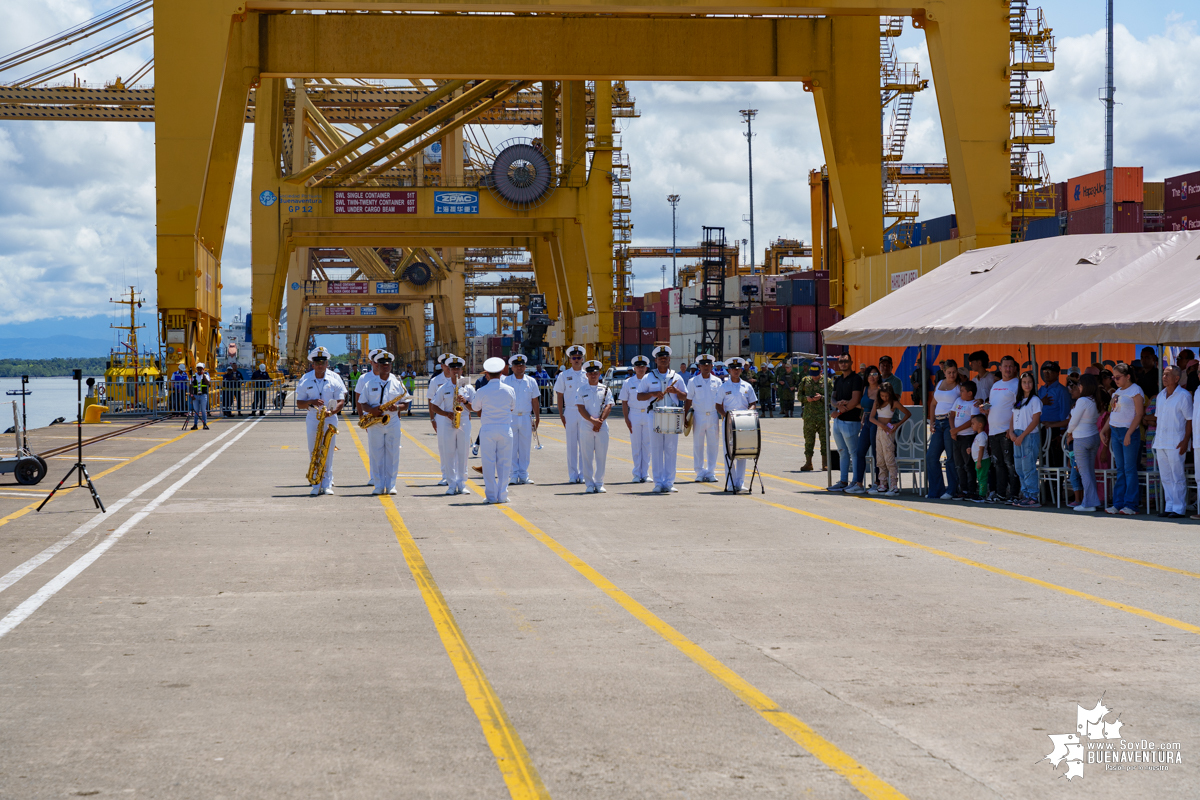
[
  {"x1": 867, "y1": 382, "x2": 911, "y2": 496},
  {"x1": 969, "y1": 414, "x2": 990, "y2": 502},
  {"x1": 949, "y1": 380, "x2": 978, "y2": 499}
]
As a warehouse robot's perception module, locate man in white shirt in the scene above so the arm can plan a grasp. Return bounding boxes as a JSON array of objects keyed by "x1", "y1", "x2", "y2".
[
  {"x1": 295, "y1": 346, "x2": 347, "y2": 496},
  {"x1": 554, "y1": 345, "x2": 588, "y2": 484},
  {"x1": 983, "y1": 355, "x2": 1020, "y2": 502},
  {"x1": 470, "y1": 357, "x2": 517, "y2": 504},
  {"x1": 969, "y1": 350, "x2": 996, "y2": 402},
  {"x1": 637, "y1": 345, "x2": 688, "y2": 493},
  {"x1": 359, "y1": 350, "x2": 411, "y2": 495},
  {"x1": 717, "y1": 357, "x2": 759, "y2": 491},
  {"x1": 684, "y1": 354, "x2": 723, "y2": 483},
  {"x1": 576, "y1": 360, "x2": 615, "y2": 493},
  {"x1": 354, "y1": 349, "x2": 382, "y2": 486},
  {"x1": 426, "y1": 353, "x2": 452, "y2": 486},
  {"x1": 502, "y1": 353, "x2": 540, "y2": 485},
  {"x1": 1155, "y1": 365, "x2": 1192, "y2": 518},
  {"x1": 621, "y1": 355, "x2": 653, "y2": 482},
  {"x1": 430, "y1": 356, "x2": 474, "y2": 495}
]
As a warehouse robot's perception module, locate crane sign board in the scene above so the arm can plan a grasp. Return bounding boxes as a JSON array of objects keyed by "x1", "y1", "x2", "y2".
[{"x1": 334, "y1": 191, "x2": 417, "y2": 214}]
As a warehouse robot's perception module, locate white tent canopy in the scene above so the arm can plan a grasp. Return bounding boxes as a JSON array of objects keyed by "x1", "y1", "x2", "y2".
[{"x1": 823, "y1": 232, "x2": 1200, "y2": 347}]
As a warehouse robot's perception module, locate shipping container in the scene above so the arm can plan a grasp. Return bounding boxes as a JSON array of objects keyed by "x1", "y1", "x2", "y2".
[
  {"x1": 789, "y1": 332, "x2": 817, "y2": 354},
  {"x1": 487, "y1": 338, "x2": 502, "y2": 358},
  {"x1": 749, "y1": 307, "x2": 764, "y2": 333},
  {"x1": 737, "y1": 275, "x2": 763, "y2": 301},
  {"x1": 818, "y1": 307, "x2": 843, "y2": 331},
  {"x1": 666, "y1": 287, "x2": 681, "y2": 316},
  {"x1": 1165, "y1": 206, "x2": 1200, "y2": 232},
  {"x1": 884, "y1": 222, "x2": 922, "y2": 252},
  {"x1": 762, "y1": 307, "x2": 787, "y2": 332},
  {"x1": 819, "y1": 336, "x2": 848, "y2": 357},
  {"x1": 1144, "y1": 210, "x2": 1165, "y2": 233},
  {"x1": 816, "y1": 280, "x2": 830, "y2": 307},
  {"x1": 645, "y1": 291, "x2": 660, "y2": 306},
  {"x1": 763, "y1": 332, "x2": 787, "y2": 353},
  {"x1": 639, "y1": 311, "x2": 656, "y2": 328},
  {"x1": 639, "y1": 328, "x2": 656, "y2": 343},
  {"x1": 809, "y1": 270, "x2": 830, "y2": 281},
  {"x1": 501, "y1": 336, "x2": 512, "y2": 346},
  {"x1": 1065, "y1": 167, "x2": 1143, "y2": 211},
  {"x1": 640, "y1": 344, "x2": 657, "y2": 358},
  {"x1": 749, "y1": 331, "x2": 764, "y2": 353},
  {"x1": 919, "y1": 214, "x2": 957, "y2": 245},
  {"x1": 1066, "y1": 202, "x2": 1144, "y2": 235},
  {"x1": 620, "y1": 310, "x2": 639, "y2": 330},
  {"x1": 1144, "y1": 181, "x2": 1165, "y2": 212},
  {"x1": 656, "y1": 325, "x2": 670, "y2": 343},
  {"x1": 630, "y1": 297, "x2": 644, "y2": 311},
  {"x1": 1023, "y1": 215, "x2": 1063, "y2": 241},
  {"x1": 621, "y1": 326, "x2": 640, "y2": 344},
  {"x1": 793, "y1": 279, "x2": 817, "y2": 306},
  {"x1": 620, "y1": 344, "x2": 640, "y2": 364},
  {"x1": 1165, "y1": 170, "x2": 1200, "y2": 211},
  {"x1": 788, "y1": 305, "x2": 817, "y2": 333}
]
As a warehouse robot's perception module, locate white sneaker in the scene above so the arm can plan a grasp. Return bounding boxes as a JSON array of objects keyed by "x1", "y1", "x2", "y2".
[
  {"x1": 388, "y1": 488, "x2": 397, "y2": 495},
  {"x1": 845, "y1": 484, "x2": 866, "y2": 495},
  {"x1": 1074, "y1": 505, "x2": 1097, "y2": 512},
  {"x1": 667, "y1": 486, "x2": 678, "y2": 493},
  {"x1": 940, "y1": 492, "x2": 953, "y2": 500},
  {"x1": 525, "y1": 478, "x2": 535, "y2": 485},
  {"x1": 472, "y1": 445, "x2": 479, "y2": 456},
  {"x1": 652, "y1": 485, "x2": 664, "y2": 493},
  {"x1": 309, "y1": 486, "x2": 321, "y2": 496},
  {"x1": 867, "y1": 486, "x2": 880, "y2": 495},
  {"x1": 1105, "y1": 506, "x2": 1118, "y2": 514},
  {"x1": 885, "y1": 488, "x2": 900, "y2": 497},
  {"x1": 437, "y1": 479, "x2": 448, "y2": 486},
  {"x1": 445, "y1": 488, "x2": 457, "y2": 496},
  {"x1": 322, "y1": 487, "x2": 334, "y2": 495}
]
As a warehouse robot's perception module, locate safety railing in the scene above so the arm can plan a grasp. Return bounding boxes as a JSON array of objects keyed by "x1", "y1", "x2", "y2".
[{"x1": 92, "y1": 378, "x2": 295, "y2": 417}]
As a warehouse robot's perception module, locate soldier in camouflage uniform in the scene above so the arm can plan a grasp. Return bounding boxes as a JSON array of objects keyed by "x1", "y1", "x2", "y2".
[
  {"x1": 776, "y1": 367, "x2": 797, "y2": 417},
  {"x1": 756, "y1": 363, "x2": 776, "y2": 418},
  {"x1": 799, "y1": 361, "x2": 828, "y2": 471}
]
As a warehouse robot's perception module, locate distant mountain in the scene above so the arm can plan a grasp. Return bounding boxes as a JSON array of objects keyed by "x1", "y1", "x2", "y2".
[{"x1": 0, "y1": 336, "x2": 116, "y2": 359}]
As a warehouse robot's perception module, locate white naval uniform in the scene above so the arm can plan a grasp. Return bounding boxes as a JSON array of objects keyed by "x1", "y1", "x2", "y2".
[
  {"x1": 432, "y1": 380, "x2": 474, "y2": 493},
  {"x1": 354, "y1": 371, "x2": 376, "y2": 483},
  {"x1": 360, "y1": 374, "x2": 410, "y2": 493},
  {"x1": 502, "y1": 373, "x2": 539, "y2": 483},
  {"x1": 687, "y1": 373, "x2": 724, "y2": 482},
  {"x1": 638, "y1": 369, "x2": 687, "y2": 490},
  {"x1": 427, "y1": 371, "x2": 450, "y2": 485},
  {"x1": 622, "y1": 374, "x2": 652, "y2": 482},
  {"x1": 470, "y1": 381, "x2": 517, "y2": 503},
  {"x1": 577, "y1": 382, "x2": 614, "y2": 491},
  {"x1": 553, "y1": 366, "x2": 587, "y2": 482},
  {"x1": 719, "y1": 379, "x2": 758, "y2": 490},
  {"x1": 296, "y1": 370, "x2": 347, "y2": 491}
]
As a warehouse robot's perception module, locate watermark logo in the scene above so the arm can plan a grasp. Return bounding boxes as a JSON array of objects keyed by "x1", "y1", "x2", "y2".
[
  {"x1": 259, "y1": 190, "x2": 277, "y2": 207},
  {"x1": 1041, "y1": 697, "x2": 1183, "y2": 781}
]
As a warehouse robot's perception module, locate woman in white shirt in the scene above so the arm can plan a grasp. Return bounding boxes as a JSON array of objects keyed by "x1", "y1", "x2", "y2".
[
  {"x1": 1100, "y1": 363, "x2": 1145, "y2": 515},
  {"x1": 1064, "y1": 373, "x2": 1104, "y2": 512},
  {"x1": 925, "y1": 359, "x2": 963, "y2": 499},
  {"x1": 1009, "y1": 371, "x2": 1043, "y2": 507}
]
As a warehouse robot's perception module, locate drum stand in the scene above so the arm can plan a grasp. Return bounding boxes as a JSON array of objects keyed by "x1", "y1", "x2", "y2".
[{"x1": 723, "y1": 451, "x2": 764, "y2": 495}]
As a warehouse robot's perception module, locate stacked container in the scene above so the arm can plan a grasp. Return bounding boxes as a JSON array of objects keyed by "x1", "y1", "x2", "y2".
[
  {"x1": 1165, "y1": 170, "x2": 1200, "y2": 232},
  {"x1": 1063, "y1": 167, "x2": 1144, "y2": 234}
]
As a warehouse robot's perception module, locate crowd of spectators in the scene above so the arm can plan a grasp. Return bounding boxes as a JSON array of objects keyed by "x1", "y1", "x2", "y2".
[{"x1": 826, "y1": 347, "x2": 1200, "y2": 518}]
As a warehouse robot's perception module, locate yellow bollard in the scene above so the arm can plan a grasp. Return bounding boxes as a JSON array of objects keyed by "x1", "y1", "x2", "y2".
[{"x1": 83, "y1": 404, "x2": 109, "y2": 423}]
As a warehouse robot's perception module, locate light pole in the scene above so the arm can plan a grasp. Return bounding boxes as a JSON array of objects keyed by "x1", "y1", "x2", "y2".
[
  {"x1": 740, "y1": 109, "x2": 758, "y2": 273},
  {"x1": 667, "y1": 194, "x2": 680, "y2": 286},
  {"x1": 1102, "y1": 0, "x2": 1115, "y2": 234},
  {"x1": 661, "y1": 264, "x2": 667, "y2": 290}
]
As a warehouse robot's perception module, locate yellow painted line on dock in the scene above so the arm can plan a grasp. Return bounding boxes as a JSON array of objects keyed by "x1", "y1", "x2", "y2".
[
  {"x1": 402, "y1": 430, "x2": 908, "y2": 800},
  {"x1": 347, "y1": 425, "x2": 549, "y2": 800},
  {"x1": 0, "y1": 429, "x2": 195, "y2": 529},
  {"x1": 755, "y1": 495, "x2": 1200, "y2": 636}
]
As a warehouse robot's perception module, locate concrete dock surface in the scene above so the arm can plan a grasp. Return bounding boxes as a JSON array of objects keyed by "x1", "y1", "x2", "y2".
[{"x1": 0, "y1": 414, "x2": 1196, "y2": 799}]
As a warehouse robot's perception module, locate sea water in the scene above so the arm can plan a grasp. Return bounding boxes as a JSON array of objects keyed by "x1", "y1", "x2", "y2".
[{"x1": 0, "y1": 376, "x2": 103, "y2": 432}]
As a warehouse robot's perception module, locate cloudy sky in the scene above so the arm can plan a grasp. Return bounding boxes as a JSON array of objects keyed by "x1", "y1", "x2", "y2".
[{"x1": 0, "y1": 1, "x2": 1197, "y2": 340}]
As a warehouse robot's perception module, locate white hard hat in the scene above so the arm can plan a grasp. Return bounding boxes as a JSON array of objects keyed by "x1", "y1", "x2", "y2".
[
  {"x1": 483, "y1": 357, "x2": 506, "y2": 373},
  {"x1": 195, "y1": 362, "x2": 206, "y2": 369},
  {"x1": 257, "y1": 363, "x2": 266, "y2": 370}
]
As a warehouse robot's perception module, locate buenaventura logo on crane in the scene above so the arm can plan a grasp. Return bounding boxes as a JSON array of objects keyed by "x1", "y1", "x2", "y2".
[{"x1": 1041, "y1": 697, "x2": 1184, "y2": 781}]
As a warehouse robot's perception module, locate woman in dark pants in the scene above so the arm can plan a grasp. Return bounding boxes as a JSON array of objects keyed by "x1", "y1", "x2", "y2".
[
  {"x1": 926, "y1": 359, "x2": 963, "y2": 499},
  {"x1": 854, "y1": 366, "x2": 882, "y2": 491}
]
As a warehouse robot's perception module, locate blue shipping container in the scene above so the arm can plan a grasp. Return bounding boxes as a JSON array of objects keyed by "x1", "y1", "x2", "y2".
[
  {"x1": 919, "y1": 214, "x2": 957, "y2": 245},
  {"x1": 640, "y1": 344, "x2": 657, "y2": 358},
  {"x1": 790, "y1": 279, "x2": 817, "y2": 306},
  {"x1": 501, "y1": 336, "x2": 513, "y2": 346},
  {"x1": 884, "y1": 222, "x2": 922, "y2": 252},
  {"x1": 620, "y1": 344, "x2": 640, "y2": 364},
  {"x1": 1024, "y1": 216, "x2": 1062, "y2": 241},
  {"x1": 763, "y1": 332, "x2": 787, "y2": 353},
  {"x1": 640, "y1": 311, "x2": 657, "y2": 328},
  {"x1": 749, "y1": 332, "x2": 764, "y2": 353}
]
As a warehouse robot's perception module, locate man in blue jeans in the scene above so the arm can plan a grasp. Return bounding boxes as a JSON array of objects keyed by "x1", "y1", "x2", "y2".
[{"x1": 827, "y1": 354, "x2": 864, "y2": 493}]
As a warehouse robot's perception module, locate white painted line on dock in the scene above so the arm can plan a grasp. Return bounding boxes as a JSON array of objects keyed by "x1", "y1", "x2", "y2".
[
  {"x1": 0, "y1": 421, "x2": 251, "y2": 599},
  {"x1": 0, "y1": 493, "x2": 49, "y2": 499},
  {"x1": 0, "y1": 419, "x2": 261, "y2": 640}
]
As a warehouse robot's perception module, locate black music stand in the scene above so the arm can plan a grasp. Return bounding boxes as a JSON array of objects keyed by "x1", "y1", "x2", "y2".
[{"x1": 37, "y1": 369, "x2": 104, "y2": 513}]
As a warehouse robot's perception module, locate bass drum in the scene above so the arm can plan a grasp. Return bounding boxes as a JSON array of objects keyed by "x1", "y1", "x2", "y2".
[
  {"x1": 653, "y1": 406, "x2": 685, "y2": 435},
  {"x1": 725, "y1": 410, "x2": 761, "y2": 459}
]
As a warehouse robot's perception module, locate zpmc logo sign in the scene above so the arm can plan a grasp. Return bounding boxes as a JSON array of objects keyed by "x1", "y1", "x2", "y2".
[{"x1": 434, "y1": 191, "x2": 479, "y2": 214}]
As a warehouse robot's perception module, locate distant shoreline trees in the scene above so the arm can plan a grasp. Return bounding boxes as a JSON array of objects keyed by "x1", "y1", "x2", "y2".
[{"x1": 0, "y1": 358, "x2": 108, "y2": 378}]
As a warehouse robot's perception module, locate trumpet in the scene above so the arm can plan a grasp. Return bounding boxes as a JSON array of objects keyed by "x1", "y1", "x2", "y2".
[
  {"x1": 307, "y1": 406, "x2": 337, "y2": 485},
  {"x1": 358, "y1": 391, "x2": 409, "y2": 429}
]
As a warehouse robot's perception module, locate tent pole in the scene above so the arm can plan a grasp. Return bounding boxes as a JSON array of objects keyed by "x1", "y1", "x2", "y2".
[
  {"x1": 921, "y1": 343, "x2": 928, "y2": 497},
  {"x1": 823, "y1": 341, "x2": 831, "y2": 486},
  {"x1": 1030, "y1": 344, "x2": 1036, "y2": 377}
]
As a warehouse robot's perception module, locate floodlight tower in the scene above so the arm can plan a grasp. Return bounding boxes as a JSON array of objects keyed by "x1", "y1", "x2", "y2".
[
  {"x1": 740, "y1": 109, "x2": 758, "y2": 274},
  {"x1": 668, "y1": 193, "x2": 680, "y2": 286},
  {"x1": 1102, "y1": 0, "x2": 1115, "y2": 234}
]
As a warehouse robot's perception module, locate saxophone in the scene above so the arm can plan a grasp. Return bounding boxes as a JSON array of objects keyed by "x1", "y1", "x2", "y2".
[
  {"x1": 307, "y1": 406, "x2": 337, "y2": 485},
  {"x1": 358, "y1": 390, "x2": 409, "y2": 429},
  {"x1": 452, "y1": 378, "x2": 466, "y2": 429}
]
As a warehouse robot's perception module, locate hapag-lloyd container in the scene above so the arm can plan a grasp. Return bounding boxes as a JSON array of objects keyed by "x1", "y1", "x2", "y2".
[
  {"x1": 1065, "y1": 167, "x2": 1143, "y2": 211},
  {"x1": 1165, "y1": 170, "x2": 1200, "y2": 211}
]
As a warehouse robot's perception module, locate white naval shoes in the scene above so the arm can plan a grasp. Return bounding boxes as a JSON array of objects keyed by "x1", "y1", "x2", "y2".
[
  {"x1": 596, "y1": 486, "x2": 607, "y2": 493},
  {"x1": 437, "y1": 479, "x2": 448, "y2": 486},
  {"x1": 322, "y1": 487, "x2": 335, "y2": 495},
  {"x1": 372, "y1": 488, "x2": 383, "y2": 496},
  {"x1": 387, "y1": 488, "x2": 397, "y2": 495},
  {"x1": 309, "y1": 486, "x2": 321, "y2": 496},
  {"x1": 667, "y1": 486, "x2": 678, "y2": 493},
  {"x1": 444, "y1": 487, "x2": 456, "y2": 496},
  {"x1": 524, "y1": 478, "x2": 535, "y2": 484},
  {"x1": 652, "y1": 485, "x2": 664, "y2": 493}
]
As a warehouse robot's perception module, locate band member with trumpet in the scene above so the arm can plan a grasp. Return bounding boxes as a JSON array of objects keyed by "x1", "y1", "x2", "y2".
[
  {"x1": 359, "y1": 350, "x2": 411, "y2": 495},
  {"x1": 554, "y1": 344, "x2": 588, "y2": 484},
  {"x1": 622, "y1": 355, "x2": 653, "y2": 482},
  {"x1": 577, "y1": 360, "x2": 615, "y2": 493},
  {"x1": 637, "y1": 345, "x2": 688, "y2": 493},
  {"x1": 502, "y1": 353, "x2": 540, "y2": 485},
  {"x1": 296, "y1": 346, "x2": 347, "y2": 496},
  {"x1": 427, "y1": 353, "x2": 452, "y2": 486},
  {"x1": 469, "y1": 357, "x2": 517, "y2": 504},
  {"x1": 717, "y1": 357, "x2": 759, "y2": 492},
  {"x1": 684, "y1": 354, "x2": 724, "y2": 483},
  {"x1": 430, "y1": 355, "x2": 475, "y2": 495}
]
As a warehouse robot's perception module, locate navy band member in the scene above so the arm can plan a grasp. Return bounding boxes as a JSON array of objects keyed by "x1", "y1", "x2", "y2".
[
  {"x1": 502, "y1": 353, "x2": 540, "y2": 484},
  {"x1": 296, "y1": 346, "x2": 347, "y2": 496},
  {"x1": 427, "y1": 353, "x2": 452, "y2": 486},
  {"x1": 430, "y1": 355, "x2": 474, "y2": 495},
  {"x1": 718, "y1": 357, "x2": 759, "y2": 491},
  {"x1": 577, "y1": 360, "x2": 615, "y2": 493},
  {"x1": 621, "y1": 355, "x2": 653, "y2": 482},
  {"x1": 637, "y1": 345, "x2": 687, "y2": 493},
  {"x1": 360, "y1": 350, "x2": 411, "y2": 495},
  {"x1": 554, "y1": 345, "x2": 588, "y2": 483},
  {"x1": 685, "y1": 354, "x2": 723, "y2": 483},
  {"x1": 470, "y1": 357, "x2": 517, "y2": 503}
]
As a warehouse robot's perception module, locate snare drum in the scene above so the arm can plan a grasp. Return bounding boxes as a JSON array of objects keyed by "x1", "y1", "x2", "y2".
[
  {"x1": 725, "y1": 410, "x2": 761, "y2": 459},
  {"x1": 653, "y1": 406, "x2": 685, "y2": 435}
]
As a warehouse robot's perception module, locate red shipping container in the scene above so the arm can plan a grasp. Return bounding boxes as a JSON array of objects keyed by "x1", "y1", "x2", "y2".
[
  {"x1": 1165, "y1": 206, "x2": 1200, "y2": 232},
  {"x1": 1066, "y1": 202, "x2": 1143, "y2": 235},
  {"x1": 816, "y1": 279, "x2": 830, "y2": 307},
  {"x1": 1165, "y1": 170, "x2": 1200, "y2": 211},
  {"x1": 622, "y1": 325, "x2": 640, "y2": 344},
  {"x1": 809, "y1": 270, "x2": 830, "y2": 281},
  {"x1": 630, "y1": 297, "x2": 644, "y2": 311},
  {"x1": 818, "y1": 307, "x2": 842, "y2": 331},
  {"x1": 639, "y1": 328, "x2": 656, "y2": 343},
  {"x1": 762, "y1": 306, "x2": 787, "y2": 332},
  {"x1": 620, "y1": 310, "x2": 640, "y2": 329},
  {"x1": 1065, "y1": 167, "x2": 1143, "y2": 211},
  {"x1": 749, "y1": 307, "x2": 765, "y2": 333},
  {"x1": 656, "y1": 325, "x2": 670, "y2": 342},
  {"x1": 788, "y1": 305, "x2": 817, "y2": 333}
]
